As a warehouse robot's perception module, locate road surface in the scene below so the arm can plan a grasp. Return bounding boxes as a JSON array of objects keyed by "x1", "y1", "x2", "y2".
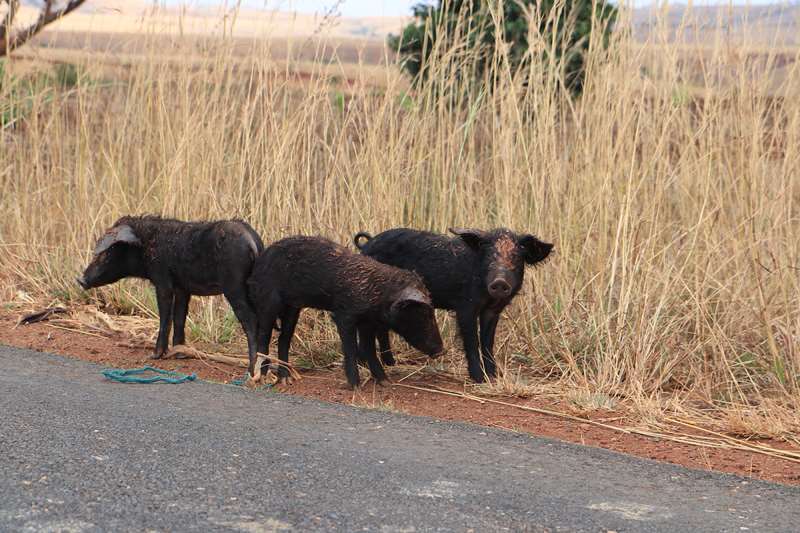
[{"x1": 1, "y1": 345, "x2": 798, "y2": 532}]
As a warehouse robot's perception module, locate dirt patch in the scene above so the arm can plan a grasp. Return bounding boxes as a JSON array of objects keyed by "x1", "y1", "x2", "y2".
[{"x1": 2, "y1": 311, "x2": 798, "y2": 486}]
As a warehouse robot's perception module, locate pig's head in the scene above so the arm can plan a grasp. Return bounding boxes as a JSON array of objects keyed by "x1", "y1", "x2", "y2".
[
  {"x1": 388, "y1": 285, "x2": 443, "y2": 358},
  {"x1": 449, "y1": 227, "x2": 553, "y2": 301},
  {"x1": 77, "y1": 224, "x2": 145, "y2": 290}
]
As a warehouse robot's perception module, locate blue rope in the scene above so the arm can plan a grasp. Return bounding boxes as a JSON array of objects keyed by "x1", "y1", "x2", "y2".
[{"x1": 102, "y1": 366, "x2": 197, "y2": 384}]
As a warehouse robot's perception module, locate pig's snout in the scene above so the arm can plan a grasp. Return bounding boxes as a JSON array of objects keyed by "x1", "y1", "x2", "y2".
[
  {"x1": 488, "y1": 278, "x2": 512, "y2": 299},
  {"x1": 76, "y1": 276, "x2": 89, "y2": 290}
]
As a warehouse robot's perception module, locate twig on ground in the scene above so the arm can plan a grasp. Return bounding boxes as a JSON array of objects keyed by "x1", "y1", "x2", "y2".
[
  {"x1": 396, "y1": 365, "x2": 425, "y2": 383},
  {"x1": 46, "y1": 324, "x2": 105, "y2": 338},
  {"x1": 16, "y1": 306, "x2": 67, "y2": 326},
  {"x1": 165, "y1": 345, "x2": 248, "y2": 367},
  {"x1": 164, "y1": 345, "x2": 302, "y2": 381},
  {"x1": 394, "y1": 383, "x2": 487, "y2": 404}
]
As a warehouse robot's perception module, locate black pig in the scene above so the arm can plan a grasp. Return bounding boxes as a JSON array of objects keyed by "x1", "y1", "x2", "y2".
[
  {"x1": 246, "y1": 236, "x2": 443, "y2": 388},
  {"x1": 354, "y1": 227, "x2": 553, "y2": 383},
  {"x1": 77, "y1": 216, "x2": 265, "y2": 362}
]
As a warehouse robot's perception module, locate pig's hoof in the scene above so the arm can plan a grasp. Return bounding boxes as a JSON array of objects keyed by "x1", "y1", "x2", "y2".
[
  {"x1": 277, "y1": 376, "x2": 294, "y2": 386},
  {"x1": 150, "y1": 353, "x2": 164, "y2": 360}
]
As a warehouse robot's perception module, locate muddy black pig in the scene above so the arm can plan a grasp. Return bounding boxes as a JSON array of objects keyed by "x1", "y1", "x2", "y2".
[
  {"x1": 354, "y1": 227, "x2": 553, "y2": 383},
  {"x1": 77, "y1": 216, "x2": 265, "y2": 362},
  {"x1": 246, "y1": 236, "x2": 443, "y2": 388}
]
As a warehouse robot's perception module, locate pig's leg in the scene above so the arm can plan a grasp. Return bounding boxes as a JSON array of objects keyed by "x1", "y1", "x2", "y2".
[
  {"x1": 333, "y1": 315, "x2": 360, "y2": 389},
  {"x1": 172, "y1": 289, "x2": 191, "y2": 346},
  {"x1": 152, "y1": 286, "x2": 175, "y2": 359},
  {"x1": 152, "y1": 287, "x2": 175, "y2": 359},
  {"x1": 479, "y1": 307, "x2": 502, "y2": 378},
  {"x1": 276, "y1": 307, "x2": 301, "y2": 383},
  {"x1": 225, "y1": 288, "x2": 260, "y2": 376},
  {"x1": 249, "y1": 315, "x2": 275, "y2": 385},
  {"x1": 256, "y1": 319, "x2": 270, "y2": 355},
  {"x1": 456, "y1": 307, "x2": 484, "y2": 383},
  {"x1": 376, "y1": 328, "x2": 396, "y2": 366},
  {"x1": 249, "y1": 291, "x2": 281, "y2": 383},
  {"x1": 254, "y1": 302, "x2": 272, "y2": 376},
  {"x1": 357, "y1": 323, "x2": 387, "y2": 384},
  {"x1": 256, "y1": 326, "x2": 270, "y2": 375},
  {"x1": 356, "y1": 325, "x2": 386, "y2": 365}
]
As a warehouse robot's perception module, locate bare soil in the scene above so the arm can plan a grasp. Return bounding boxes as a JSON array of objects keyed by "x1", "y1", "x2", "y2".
[{"x1": 2, "y1": 311, "x2": 798, "y2": 486}]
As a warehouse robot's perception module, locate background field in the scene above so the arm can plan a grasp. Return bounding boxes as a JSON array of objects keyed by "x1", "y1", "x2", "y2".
[{"x1": 2, "y1": 2, "x2": 800, "y2": 441}]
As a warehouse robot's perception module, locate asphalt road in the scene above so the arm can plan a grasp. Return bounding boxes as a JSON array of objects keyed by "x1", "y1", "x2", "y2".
[{"x1": 1, "y1": 345, "x2": 798, "y2": 532}]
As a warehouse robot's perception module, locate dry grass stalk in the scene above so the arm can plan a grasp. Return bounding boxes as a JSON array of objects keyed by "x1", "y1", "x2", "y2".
[
  {"x1": 396, "y1": 382, "x2": 631, "y2": 431},
  {"x1": 666, "y1": 417, "x2": 800, "y2": 461}
]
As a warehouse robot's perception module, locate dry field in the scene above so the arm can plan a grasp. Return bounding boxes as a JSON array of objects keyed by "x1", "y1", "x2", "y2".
[{"x1": 2, "y1": 6, "x2": 800, "y2": 447}]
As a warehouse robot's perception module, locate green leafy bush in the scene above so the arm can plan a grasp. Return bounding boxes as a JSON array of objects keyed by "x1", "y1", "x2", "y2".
[
  {"x1": 388, "y1": 0, "x2": 617, "y2": 95},
  {"x1": 54, "y1": 62, "x2": 81, "y2": 89}
]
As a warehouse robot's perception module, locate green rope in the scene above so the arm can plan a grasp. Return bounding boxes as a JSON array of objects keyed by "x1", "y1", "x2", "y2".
[{"x1": 102, "y1": 366, "x2": 197, "y2": 384}]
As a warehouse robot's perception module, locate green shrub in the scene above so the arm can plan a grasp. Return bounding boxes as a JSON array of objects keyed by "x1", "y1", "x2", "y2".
[
  {"x1": 53, "y1": 62, "x2": 81, "y2": 89},
  {"x1": 388, "y1": 0, "x2": 617, "y2": 95}
]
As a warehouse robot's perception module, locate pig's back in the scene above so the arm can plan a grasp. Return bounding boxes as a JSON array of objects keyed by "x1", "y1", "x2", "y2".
[
  {"x1": 147, "y1": 219, "x2": 261, "y2": 295},
  {"x1": 252, "y1": 236, "x2": 416, "y2": 314},
  {"x1": 359, "y1": 228, "x2": 473, "y2": 309},
  {"x1": 250, "y1": 236, "x2": 354, "y2": 311}
]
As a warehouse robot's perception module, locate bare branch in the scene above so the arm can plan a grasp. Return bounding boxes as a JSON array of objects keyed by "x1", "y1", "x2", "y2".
[
  {"x1": 1, "y1": 0, "x2": 21, "y2": 43},
  {"x1": 0, "y1": 0, "x2": 87, "y2": 57}
]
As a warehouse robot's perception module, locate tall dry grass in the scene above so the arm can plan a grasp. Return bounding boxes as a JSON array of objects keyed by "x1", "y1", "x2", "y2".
[{"x1": 1, "y1": 4, "x2": 799, "y2": 433}]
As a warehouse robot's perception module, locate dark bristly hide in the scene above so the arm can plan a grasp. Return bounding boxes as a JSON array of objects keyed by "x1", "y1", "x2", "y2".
[
  {"x1": 247, "y1": 236, "x2": 443, "y2": 388},
  {"x1": 354, "y1": 227, "x2": 553, "y2": 382},
  {"x1": 77, "y1": 216, "x2": 266, "y2": 363}
]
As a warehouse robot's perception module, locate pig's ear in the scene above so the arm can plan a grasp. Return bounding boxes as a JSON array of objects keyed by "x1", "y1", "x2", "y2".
[
  {"x1": 448, "y1": 227, "x2": 486, "y2": 250},
  {"x1": 93, "y1": 225, "x2": 141, "y2": 255},
  {"x1": 519, "y1": 234, "x2": 553, "y2": 265},
  {"x1": 391, "y1": 287, "x2": 432, "y2": 316}
]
